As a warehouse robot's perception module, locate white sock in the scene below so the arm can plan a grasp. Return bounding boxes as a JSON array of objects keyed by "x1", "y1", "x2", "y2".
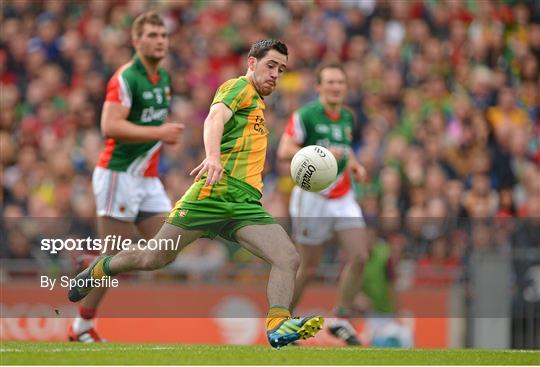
[{"x1": 73, "y1": 317, "x2": 93, "y2": 334}]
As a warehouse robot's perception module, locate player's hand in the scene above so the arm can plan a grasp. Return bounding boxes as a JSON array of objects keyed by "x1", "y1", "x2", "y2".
[
  {"x1": 159, "y1": 122, "x2": 185, "y2": 144},
  {"x1": 351, "y1": 162, "x2": 367, "y2": 182},
  {"x1": 190, "y1": 155, "x2": 223, "y2": 186}
]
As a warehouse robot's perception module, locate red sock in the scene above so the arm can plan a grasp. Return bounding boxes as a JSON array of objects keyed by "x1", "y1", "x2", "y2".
[{"x1": 79, "y1": 307, "x2": 96, "y2": 320}]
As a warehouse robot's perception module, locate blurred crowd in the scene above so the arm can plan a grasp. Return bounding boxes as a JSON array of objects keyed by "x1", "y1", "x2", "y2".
[{"x1": 1, "y1": 0, "x2": 539, "y2": 287}]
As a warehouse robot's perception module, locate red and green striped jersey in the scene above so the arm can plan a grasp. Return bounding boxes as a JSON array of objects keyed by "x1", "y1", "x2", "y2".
[
  {"x1": 285, "y1": 100, "x2": 356, "y2": 198},
  {"x1": 97, "y1": 55, "x2": 171, "y2": 177},
  {"x1": 212, "y1": 76, "x2": 268, "y2": 192}
]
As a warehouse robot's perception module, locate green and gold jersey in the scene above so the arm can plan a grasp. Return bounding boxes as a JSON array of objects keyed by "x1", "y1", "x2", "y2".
[{"x1": 211, "y1": 76, "x2": 268, "y2": 192}]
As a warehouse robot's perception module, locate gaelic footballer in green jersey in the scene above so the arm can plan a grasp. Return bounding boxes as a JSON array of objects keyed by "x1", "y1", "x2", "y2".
[
  {"x1": 71, "y1": 11, "x2": 181, "y2": 344},
  {"x1": 278, "y1": 63, "x2": 367, "y2": 346},
  {"x1": 285, "y1": 99, "x2": 365, "y2": 245},
  {"x1": 93, "y1": 54, "x2": 172, "y2": 220},
  {"x1": 97, "y1": 55, "x2": 171, "y2": 177},
  {"x1": 285, "y1": 100, "x2": 356, "y2": 198}
]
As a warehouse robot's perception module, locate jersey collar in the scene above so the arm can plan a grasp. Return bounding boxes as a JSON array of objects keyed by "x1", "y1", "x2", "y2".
[
  {"x1": 317, "y1": 100, "x2": 341, "y2": 122},
  {"x1": 134, "y1": 54, "x2": 161, "y2": 85},
  {"x1": 243, "y1": 75, "x2": 264, "y2": 100}
]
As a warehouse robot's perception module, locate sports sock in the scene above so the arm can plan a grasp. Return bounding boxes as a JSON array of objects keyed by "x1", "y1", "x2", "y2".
[
  {"x1": 73, "y1": 307, "x2": 96, "y2": 334},
  {"x1": 266, "y1": 306, "x2": 291, "y2": 331},
  {"x1": 79, "y1": 306, "x2": 96, "y2": 320},
  {"x1": 91, "y1": 256, "x2": 114, "y2": 278}
]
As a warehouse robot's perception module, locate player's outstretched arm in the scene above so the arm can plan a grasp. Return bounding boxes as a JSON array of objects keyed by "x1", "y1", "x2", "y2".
[
  {"x1": 190, "y1": 102, "x2": 232, "y2": 186},
  {"x1": 101, "y1": 101, "x2": 184, "y2": 144}
]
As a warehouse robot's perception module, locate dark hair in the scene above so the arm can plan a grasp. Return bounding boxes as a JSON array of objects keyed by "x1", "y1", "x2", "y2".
[
  {"x1": 248, "y1": 39, "x2": 288, "y2": 60},
  {"x1": 132, "y1": 11, "x2": 165, "y2": 38},
  {"x1": 315, "y1": 62, "x2": 346, "y2": 84}
]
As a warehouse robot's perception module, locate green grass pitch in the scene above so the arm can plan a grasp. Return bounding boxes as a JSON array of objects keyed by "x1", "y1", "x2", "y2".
[{"x1": 1, "y1": 342, "x2": 539, "y2": 365}]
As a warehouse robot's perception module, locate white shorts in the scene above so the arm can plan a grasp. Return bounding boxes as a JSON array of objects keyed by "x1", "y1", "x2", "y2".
[
  {"x1": 92, "y1": 167, "x2": 172, "y2": 222},
  {"x1": 289, "y1": 187, "x2": 365, "y2": 245}
]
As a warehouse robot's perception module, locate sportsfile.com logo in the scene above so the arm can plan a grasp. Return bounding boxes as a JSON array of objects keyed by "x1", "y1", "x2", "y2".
[{"x1": 40, "y1": 235, "x2": 182, "y2": 254}]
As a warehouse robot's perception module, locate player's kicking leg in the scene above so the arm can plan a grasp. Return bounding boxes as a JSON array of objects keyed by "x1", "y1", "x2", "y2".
[
  {"x1": 68, "y1": 222, "x2": 202, "y2": 301},
  {"x1": 234, "y1": 224, "x2": 324, "y2": 349}
]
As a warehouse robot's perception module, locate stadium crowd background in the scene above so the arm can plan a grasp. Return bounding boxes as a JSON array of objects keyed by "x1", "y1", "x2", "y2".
[{"x1": 0, "y1": 0, "x2": 539, "y2": 298}]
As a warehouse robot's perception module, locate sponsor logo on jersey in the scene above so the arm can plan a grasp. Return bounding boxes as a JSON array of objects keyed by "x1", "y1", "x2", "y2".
[
  {"x1": 141, "y1": 107, "x2": 168, "y2": 123},
  {"x1": 143, "y1": 91, "x2": 154, "y2": 100},
  {"x1": 252, "y1": 115, "x2": 268, "y2": 135},
  {"x1": 315, "y1": 124, "x2": 330, "y2": 133}
]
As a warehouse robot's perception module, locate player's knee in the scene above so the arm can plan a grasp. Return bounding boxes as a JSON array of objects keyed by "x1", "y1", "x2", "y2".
[
  {"x1": 294, "y1": 253, "x2": 301, "y2": 270},
  {"x1": 272, "y1": 248, "x2": 300, "y2": 272},
  {"x1": 285, "y1": 249, "x2": 301, "y2": 272}
]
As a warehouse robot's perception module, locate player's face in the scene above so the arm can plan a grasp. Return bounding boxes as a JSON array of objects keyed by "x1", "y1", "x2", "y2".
[
  {"x1": 249, "y1": 50, "x2": 287, "y2": 96},
  {"x1": 317, "y1": 68, "x2": 347, "y2": 106},
  {"x1": 135, "y1": 24, "x2": 169, "y2": 62}
]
